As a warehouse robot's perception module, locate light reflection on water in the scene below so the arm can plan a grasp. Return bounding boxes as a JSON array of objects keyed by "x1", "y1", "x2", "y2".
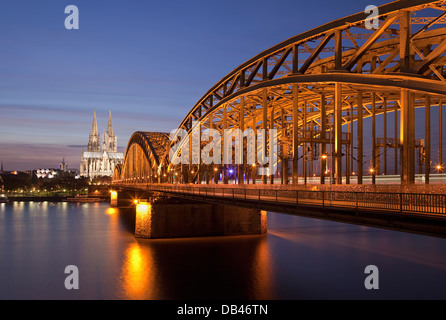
[
  {"x1": 121, "y1": 242, "x2": 157, "y2": 299},
  {"x1": 1, "y1": 201, "x2": 446, "y2": 300}
]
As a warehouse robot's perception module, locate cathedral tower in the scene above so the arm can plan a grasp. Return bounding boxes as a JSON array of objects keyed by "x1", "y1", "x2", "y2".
[
  {"x1": 87, "y1": 110, "x2": 101, "y2": 152},
  {"x1": 103, "y1": 111, "x2": 117, "y2": 153}
]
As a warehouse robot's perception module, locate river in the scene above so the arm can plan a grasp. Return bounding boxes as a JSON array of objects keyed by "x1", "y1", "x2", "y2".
[{"x1": 1, "y1": 201, "x2": 446, "y2": 300}]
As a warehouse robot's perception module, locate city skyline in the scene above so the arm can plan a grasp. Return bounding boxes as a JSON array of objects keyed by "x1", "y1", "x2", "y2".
[{"x1": 0, "y1": 0, "x2": 391, "y2": 170}]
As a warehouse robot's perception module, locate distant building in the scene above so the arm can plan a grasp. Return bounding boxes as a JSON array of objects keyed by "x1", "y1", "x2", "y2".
[
  {"x1": 59, "y1": 158, "x2": 68, "y2": 172},
  {"x1": 80, "y1": 111, "x2": 124, "y2": 179},
  {"x1": 35, "y1": 164, "x2": 80, "y2": 179},
  {"x1": 35, "y1": 168, "x2": 58, "y2": 179}
]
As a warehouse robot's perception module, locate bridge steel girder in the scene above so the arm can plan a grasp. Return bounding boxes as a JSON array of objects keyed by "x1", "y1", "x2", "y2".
[
  {"x1": 117, "y1": 0, "x2": 446, "y2": 186},
  {"x1": 164, "y1": 74, "x2": 446, "y2": 185}
]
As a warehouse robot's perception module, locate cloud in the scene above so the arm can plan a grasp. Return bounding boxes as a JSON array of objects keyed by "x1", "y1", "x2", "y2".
[
  {"x1": 67, "y1": 145, "x2": 87, "y2": 148},
  {"x1": 0, "y1": 142, "x2": 82, "y2": 171}
]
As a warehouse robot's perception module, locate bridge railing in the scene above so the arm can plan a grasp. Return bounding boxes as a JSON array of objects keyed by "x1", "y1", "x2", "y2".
[{"x1": 145, "y1": 184, "x2": 446, "y2": 215}]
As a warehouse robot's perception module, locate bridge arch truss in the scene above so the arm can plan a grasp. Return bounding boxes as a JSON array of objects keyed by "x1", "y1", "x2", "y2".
[
  {"x1": 115, "y1": 131, "x2": 170, "y2": 183},
  {"x1": 119, "y1": 0, "x2": 446, "y2": 186}
]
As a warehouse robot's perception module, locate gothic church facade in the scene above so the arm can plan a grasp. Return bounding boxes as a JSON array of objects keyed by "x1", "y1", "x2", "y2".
[{"x1": 80, "y1": 111, "x2": 124, "y2": 179}]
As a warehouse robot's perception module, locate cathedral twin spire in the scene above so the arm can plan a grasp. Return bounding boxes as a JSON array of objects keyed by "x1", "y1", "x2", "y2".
[
  {"x1": 107, "y1": 110, "x2": 114, "y2": 137},
  {"x1": 87, "y1": 110, "x2": 100, "y2": 152},
  {"x1": 87, "y1": 110, "x2": 117, "y2": 153}
]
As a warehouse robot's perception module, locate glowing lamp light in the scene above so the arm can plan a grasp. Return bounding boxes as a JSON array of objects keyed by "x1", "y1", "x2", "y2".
[
  {"x1": 252, "y1": 163, "x2": 256, "y2": 167},
  {"x1": 214, "y1": 167, "x2": 218, "y2": 171},
  {"x1": 133, "y1": 199, "x2": 139, "y2": 205},
  {"x1": 369, "y1": 168, "x2": 375, "y2": 173},
  {"x1": 321, "y1": 154, "x2": 328, "y2": 160},
  {"x1": 229, "y1": 169, "x2": 234, "y2": 174}
]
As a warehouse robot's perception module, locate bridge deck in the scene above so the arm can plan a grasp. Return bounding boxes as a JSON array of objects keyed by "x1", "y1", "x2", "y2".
[
  {"x1": 121, "y1": 183, "x2": 446, "y2": 214},
  {"x1": 113, "y1": 183, "x2": 446, "y2": 238}
]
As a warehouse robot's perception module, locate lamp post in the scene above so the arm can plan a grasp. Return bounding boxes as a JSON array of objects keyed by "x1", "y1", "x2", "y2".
[
  {"x1": 369, "y1": 167, "x2": 376, "y2": 184},
  {"x1": 213, "y1": 167, "x2": 218, "y2": 184}
]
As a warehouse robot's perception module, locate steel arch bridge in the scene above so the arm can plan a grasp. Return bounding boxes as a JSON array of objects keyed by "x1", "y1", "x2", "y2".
[
  {"x1": 114, "y1": 0, "x2": 446, "y2": 187},
  {"x1": 117, "y1": 131, "x2": 171, "y2": 183}
]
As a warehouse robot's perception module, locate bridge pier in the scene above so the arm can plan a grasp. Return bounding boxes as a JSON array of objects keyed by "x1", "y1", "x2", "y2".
[
  {"x1": 110, "y1": 190, "x2": 118, "y2": 207},
  {"x1": 110, "y1": 189, "x2": 267, "y2": 239},
  {"x1": 135, "y1": 199, "x2": 267, "y2": 239}
]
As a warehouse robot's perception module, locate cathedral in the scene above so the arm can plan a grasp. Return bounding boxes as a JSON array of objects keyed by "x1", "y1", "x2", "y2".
[{"x1": 80, "y1": 111, "x2": 124, "y2": 179}]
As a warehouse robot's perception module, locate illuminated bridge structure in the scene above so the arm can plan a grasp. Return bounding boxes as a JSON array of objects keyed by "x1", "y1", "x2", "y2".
[
  {"x1": 113, "y1": 131, "x2": 171, "y2": 184},
  {"x1": 114, "y1": 0, "x2": 446, "y2": 187},
  {"x1": 111, "y1": 0, "x2": 446, "y2": 237}
]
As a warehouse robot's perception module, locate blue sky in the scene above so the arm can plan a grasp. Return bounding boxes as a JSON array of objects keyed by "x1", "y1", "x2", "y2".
[{"x1": 0, "y1": 0, "x2": 391, "y2": 170}]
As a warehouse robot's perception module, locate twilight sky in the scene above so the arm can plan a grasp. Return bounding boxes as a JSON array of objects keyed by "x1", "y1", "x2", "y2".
[{"x1": 0, "y1": 0, "x2": 391, "y2": 170}]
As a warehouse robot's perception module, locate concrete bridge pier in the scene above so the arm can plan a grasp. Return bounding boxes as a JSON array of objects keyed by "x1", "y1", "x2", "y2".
[
  {"x1": 110, "y1": 190, "x2": 118, "y2": 207},
  {"x1": 109, "y1": 189, "x2": 267, "y2": 239},
  {"x1": 134, "y1": 199, "x2": 267, "y2": 239}
]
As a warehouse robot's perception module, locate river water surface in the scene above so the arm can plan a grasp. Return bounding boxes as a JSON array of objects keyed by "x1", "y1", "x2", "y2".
[{"x1": 1, "y1": 201, "x2": 446, "y2": 300}]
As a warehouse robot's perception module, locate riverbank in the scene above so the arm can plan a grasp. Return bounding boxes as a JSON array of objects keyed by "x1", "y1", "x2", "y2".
[{"x1": 6, "y1": 196, "x2": 109, "y2": 202}]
